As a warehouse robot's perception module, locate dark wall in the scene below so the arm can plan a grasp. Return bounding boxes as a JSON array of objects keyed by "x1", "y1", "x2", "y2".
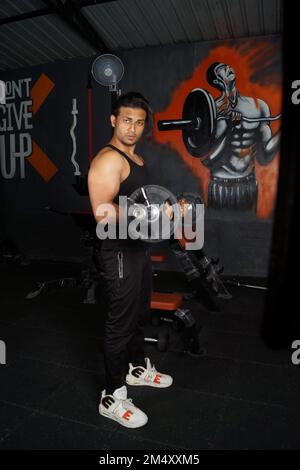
[
  {"x1": 0, "y1": 36, "x2": 282, "y2": 276},
  {"x1": 0, "y1": 56, "x2": 110, "y2": 261}
]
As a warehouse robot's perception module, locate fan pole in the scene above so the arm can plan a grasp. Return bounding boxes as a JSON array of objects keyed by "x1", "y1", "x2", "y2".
[{"x1": 87, "y1": 73, "x2": 93, "y2": 162}]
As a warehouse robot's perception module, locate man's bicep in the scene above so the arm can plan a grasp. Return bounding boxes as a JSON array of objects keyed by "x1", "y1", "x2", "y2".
[
  {"x1": 88, "y1": 160, "x2": 121, "y2": 213},
  {"x1": 259, "y1": 122, "x2": 272, "y2": 144},
  {"x1": 258, "y1": 99, "x2": 271, "y2": 118},
  {"x1": 257, "y1": 100, "x2": 272, "y2": 143}
]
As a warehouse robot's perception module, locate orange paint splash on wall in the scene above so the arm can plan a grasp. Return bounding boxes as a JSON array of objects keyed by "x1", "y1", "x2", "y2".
[{"x1": 153, "y1": 41, "x2": 282, "y2": 219}]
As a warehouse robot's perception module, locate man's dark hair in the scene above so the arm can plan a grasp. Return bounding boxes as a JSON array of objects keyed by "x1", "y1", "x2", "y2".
[
  {"x1": 206, "y1": 62, "x2": 225, "y2": 91},
  {"x1": 111, "y1": 91, "x2": 151, "y2": 122}
]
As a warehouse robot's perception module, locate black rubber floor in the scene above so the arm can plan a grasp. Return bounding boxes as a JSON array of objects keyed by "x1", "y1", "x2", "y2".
[{"x1": 0, "y1": 259, "x2": 299, "y2": 450}]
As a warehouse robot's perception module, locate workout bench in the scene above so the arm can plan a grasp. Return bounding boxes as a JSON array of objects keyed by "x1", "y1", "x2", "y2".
[{"x1": 149, "y1": 253, "x2": 203, "y2": 356}]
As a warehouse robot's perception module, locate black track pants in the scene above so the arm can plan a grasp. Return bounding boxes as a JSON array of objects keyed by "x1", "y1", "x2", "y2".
[{"x1": 96, "y1": 247, "x2": 152, "y2": 394}]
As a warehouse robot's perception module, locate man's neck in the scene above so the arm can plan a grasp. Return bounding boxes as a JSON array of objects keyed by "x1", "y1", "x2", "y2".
[
  {"x1": 109, "y1": 138, "x2": 136, "y2": 157},
  {"x1": 216, "y1": 87, "x2": 238, "y2": 113},
  {"x1": 229, "y1": 87, "x2": 238, "y2": 108}
]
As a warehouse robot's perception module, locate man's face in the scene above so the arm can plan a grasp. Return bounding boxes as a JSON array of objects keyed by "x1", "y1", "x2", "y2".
[
  {"x1": 215, "y1": 64, "x2": 236, "y2": 91},
  {"x1": 111, "y1": 106, "x2": 146, "y2": 146}
]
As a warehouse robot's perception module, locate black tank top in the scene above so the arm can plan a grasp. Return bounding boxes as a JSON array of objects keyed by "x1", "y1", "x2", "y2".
[
  {"x1": 108, "y1": 144, "x2": 148, "y2": 201},
  {"x1": 100, "y1": 144, "x2": 149, "y2": 250}
]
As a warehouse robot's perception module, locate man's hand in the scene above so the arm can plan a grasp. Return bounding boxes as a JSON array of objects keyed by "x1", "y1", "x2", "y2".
[
  {"x1": 163, "y1": 199, "x2": 190, "y2": 220},
  {"x1": 227, "y1": 110, "x2": 242, "y2": 122},
  {"x1": 178, "y1": 198, "x2": 191, "y2": 217},
  {"x1": 163, "y1": 200, "x2": 174, "y2": 220}
]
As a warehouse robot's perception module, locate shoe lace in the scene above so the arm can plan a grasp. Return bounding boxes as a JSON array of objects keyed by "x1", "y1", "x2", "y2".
[
  {"x1": 121, "y1": 397, "x2": 133, "y2": 409},
  {"x1": 146, "y1": 363, "x2": 158, "y2": 379},
  {"x1": 113, "y1": 396, "x2": 134, "y2": 417}
]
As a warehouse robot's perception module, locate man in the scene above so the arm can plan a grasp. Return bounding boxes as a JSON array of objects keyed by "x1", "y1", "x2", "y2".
[
  {"x1": 88, "y1": 92, "x2": 173, "y2": 429},
  {"x1": 203, "y1": 62, "x2": 281, "y2": 211}
]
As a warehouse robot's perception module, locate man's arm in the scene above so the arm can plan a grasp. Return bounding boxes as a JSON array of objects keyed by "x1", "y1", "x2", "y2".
[
  {"x1": 88, "y1": 151, "x2": 124, "y2": 224},
  {"x1": 198, "y1": 117, "x2": 228, "y2": 169},
  {"x1": 256, "y1": 99, "x2": 281, "y2": 165}
]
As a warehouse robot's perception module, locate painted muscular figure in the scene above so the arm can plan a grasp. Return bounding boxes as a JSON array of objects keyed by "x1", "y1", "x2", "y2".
[{"x1": 204, "y1": 62, "x2": 280, "y2": 211}]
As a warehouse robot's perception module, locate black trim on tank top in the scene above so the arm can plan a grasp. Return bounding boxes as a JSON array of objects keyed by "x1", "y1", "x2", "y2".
[{"x1": 105, "y1": 144, "x2": 144, "y2": 167}]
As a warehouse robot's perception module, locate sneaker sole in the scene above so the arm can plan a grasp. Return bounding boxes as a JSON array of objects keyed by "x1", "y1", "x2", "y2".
[
  {"x1": 126, "y1": 375, "x2": 173, "y2": 388},
  {"x1": 99, "y1": 406, "x2": 148, "y2": 429}
]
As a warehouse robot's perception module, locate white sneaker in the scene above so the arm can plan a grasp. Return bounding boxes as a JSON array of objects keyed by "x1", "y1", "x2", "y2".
[
  {"x1": 126, "y1": 357, "x2": 173, "y2": 388},
  {"x1": 99, "y1": 385, "x2": 148, "y2": 428}
]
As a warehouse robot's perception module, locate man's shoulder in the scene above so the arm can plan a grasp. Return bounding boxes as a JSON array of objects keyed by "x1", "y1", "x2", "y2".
[
  {"x1": 238, "y1": 95, "x2": 270, "y2": 117},
  {"x1": 240, "y1": 95, "x2": 269, "y2": 109},
  {"x1": 97, "y1": 145, "x2": 124, "y2": 160},
  {"x1": 91, "y1": 147, "x2": 124, "y2": 169}
]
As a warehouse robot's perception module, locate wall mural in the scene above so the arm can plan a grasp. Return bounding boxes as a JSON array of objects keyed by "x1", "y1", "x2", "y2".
[
  {"x1": 154, "y1": 40, "x2": 282, "y2": 219},
  {"x1": 0, "y1": 73, "x2": 57, "y2": 182}
]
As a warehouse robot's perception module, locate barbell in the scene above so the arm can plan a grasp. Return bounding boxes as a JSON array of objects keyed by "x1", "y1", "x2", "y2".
[
  {"x1": 127, "y1": 185, "x2": 203, "y2": 243},
  {"x1": 157, "y1": 88, "x2": 281, "y2": 157},
  {"x1": 127, "y1": 184, "x2": 181, "y2": 243}
]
